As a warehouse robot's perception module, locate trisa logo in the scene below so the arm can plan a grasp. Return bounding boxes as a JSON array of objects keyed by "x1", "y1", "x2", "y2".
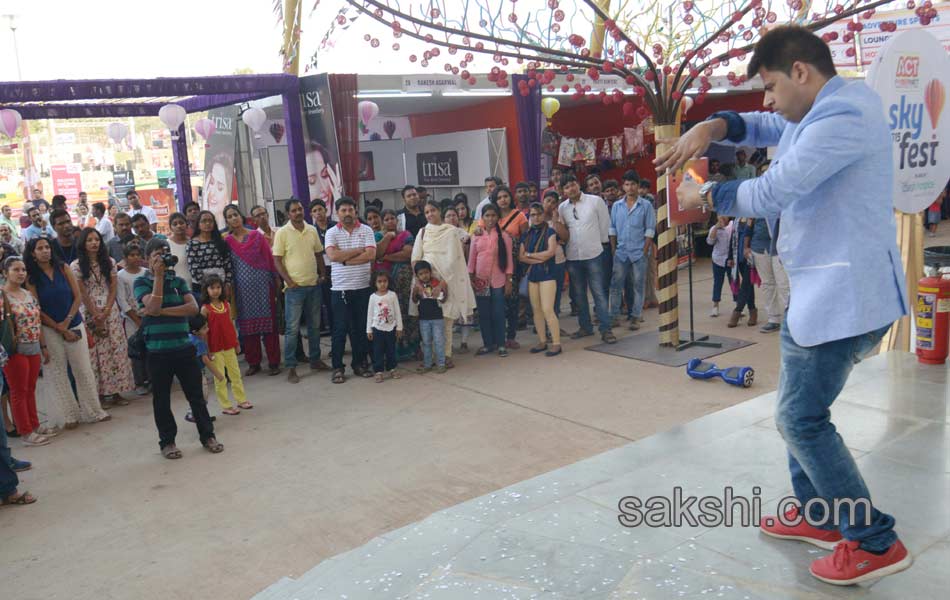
[
  {"x1": 302, "y1": 90, "x2": 323, "y2": 114},
  {"x1": 895, "y1": 55, "x2": 920, "y2": 89}
]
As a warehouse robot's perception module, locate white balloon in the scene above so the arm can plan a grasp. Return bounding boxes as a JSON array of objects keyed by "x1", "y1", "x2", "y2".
[
  {"x1": 158, "y1": 104, "x2": 187, "y2": 132},
  {"x1": 242, "y1": 107, "x2": 267, "y2": 132},
  {"x1": 105, "y1": 122, "x2": 128, "y2": 144}
]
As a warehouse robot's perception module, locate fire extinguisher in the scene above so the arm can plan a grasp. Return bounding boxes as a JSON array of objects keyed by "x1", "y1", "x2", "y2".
[{"x1": 916, "y1": 267, "x2": 950, "y2": 365}]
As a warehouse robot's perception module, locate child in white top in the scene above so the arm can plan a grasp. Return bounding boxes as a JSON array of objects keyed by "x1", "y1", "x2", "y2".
[
  {"x1": 116, "y1": 241, "x2": 150, "y2": 395},
  {"x1": 366, "y1": 270, "x2": 403, "y2": 382},
  {"x1": 706, "y1": 216, "x2": 734, "y2": 317}
]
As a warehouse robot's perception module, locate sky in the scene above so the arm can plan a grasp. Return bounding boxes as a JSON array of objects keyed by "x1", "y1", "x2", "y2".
[
  {"x1": 0, "y1": 0, "x2": 285, "y2": 80},
  {"x1": 0, "y1": 0, "x2": 592, "y2": 81},
  {"x1": 0, "y1": 0, "x2": 456, "y2": 81}
]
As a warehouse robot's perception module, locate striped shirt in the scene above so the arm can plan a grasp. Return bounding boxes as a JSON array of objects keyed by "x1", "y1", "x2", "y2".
[
  {"x1": 324, "y1": 222, "x2": 375, "y2": 291},
  {"x1": 134, "y1": 272, "x2": 193, "y2": 353}
]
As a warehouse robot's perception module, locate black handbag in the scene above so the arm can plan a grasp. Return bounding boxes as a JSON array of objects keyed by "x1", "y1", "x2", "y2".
[
  {"x1": 0, "y1": 293, "x2": 17, "y2": 356},
  {"x1": 127, "y1": 327, "x2": 147, "y2": 360}
]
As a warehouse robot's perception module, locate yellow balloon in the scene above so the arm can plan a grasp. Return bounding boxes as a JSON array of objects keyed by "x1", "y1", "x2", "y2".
[{"x1": 541, "y1": 97, "x2": 561, "y2": 120}]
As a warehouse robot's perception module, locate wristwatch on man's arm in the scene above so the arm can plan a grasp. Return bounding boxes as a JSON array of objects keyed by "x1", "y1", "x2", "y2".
[{"x1": 699, "y1": 181, "x2": 717, "y2": 212}]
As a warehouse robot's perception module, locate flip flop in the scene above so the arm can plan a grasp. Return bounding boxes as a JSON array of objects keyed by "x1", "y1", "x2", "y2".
[
  {"x1": 222, "y1": 408, "x2": 241, "y2": 416},
  {"x1": 161, "y1": 444, "x2": 182, "y2": 460},
  {"x1": 1, "y1": 490, "x2": 37, "y2": 506},
  {"x1": 237, "y1": 402, "x2": 254, "y2": 410},
  {"x1": 202, "y1": 438, "x2": 224, "y2": 454}
]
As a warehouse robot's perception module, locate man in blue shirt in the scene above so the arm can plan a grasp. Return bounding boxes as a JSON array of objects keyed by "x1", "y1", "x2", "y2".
[
  {"x1": 659, "y1": 26, "x2": 910, "y2": 585},
  {"x1": 608, "y1": 171, "x2": 656, "y2": 329},
  {"x1": 21, "y1": 206, "x2": 54, "y2": 241}
]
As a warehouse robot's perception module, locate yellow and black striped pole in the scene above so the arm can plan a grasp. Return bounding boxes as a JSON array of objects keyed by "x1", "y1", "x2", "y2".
[{"x1": 654, "y1": 123, "x2": 680, "y2": 346}]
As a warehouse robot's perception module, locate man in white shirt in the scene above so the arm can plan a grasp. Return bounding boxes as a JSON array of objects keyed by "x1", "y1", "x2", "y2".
[
  {"x1": 733, "y1": 149, "x2": 758, "y2": 180},
  {"x1": 126, "y1": 191, "x2": 158, "y2": 232},
  {"x1": 473, "y1": 176, "x2": 503, "y2": 220},
  {"x1": 92, "y1": 202, "x2": 114, "y2": 243},
  {"x1": 324, "y1": 197, "x2": 377, "y2": 383},
  {"x1": 557, "y1": 174, "x2": 615, "y2": 343}
]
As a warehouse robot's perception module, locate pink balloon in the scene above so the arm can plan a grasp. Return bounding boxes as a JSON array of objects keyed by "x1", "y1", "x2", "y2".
[
  {"x1": 194, "y1": 118, "x2": 216, "y2": 141},
  {"x1": 0, "y1": 109, "x2": 22, "y2": 138},
  {"x1": 358, "y1": 101, "x2": 379, "y2": 126}
]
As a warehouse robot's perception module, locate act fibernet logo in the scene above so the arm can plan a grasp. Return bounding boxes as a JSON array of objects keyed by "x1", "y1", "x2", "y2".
[{"x1": 895, "y1": 54, "x2": 920, "y2": 89}]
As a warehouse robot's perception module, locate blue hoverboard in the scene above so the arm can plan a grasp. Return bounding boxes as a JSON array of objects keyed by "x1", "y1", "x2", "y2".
[{"x1": 686, "y1": 358, "x2": 754, "y2": 388}]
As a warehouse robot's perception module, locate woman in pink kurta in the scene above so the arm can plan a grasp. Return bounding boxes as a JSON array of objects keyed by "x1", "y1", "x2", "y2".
[{"x1": 467, "y1": 204, "x2": 513, "y2": 357}]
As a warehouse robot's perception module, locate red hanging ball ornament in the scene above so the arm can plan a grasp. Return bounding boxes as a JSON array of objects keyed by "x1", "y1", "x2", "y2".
[
  {"x1": 548, "y1": 0, "x2": 559, "y2": 7},
  {"x1": 392, "y1": 43, "x2": 400, "y2": 51},
  {"x1": 566, "y1": 73, "x2": 575, "y2": 82},
  {"x1": 644, "y1": 70, "x2": 655, "y2": 81},
  {"x1": 468, "y1": 77, "x2": 477, "y2": 85},
  {"x1": 430, "y1": 8, "x2": 440, "y2": 18},
  {"x1": 363, "y1": 34, "x2": 371, "y2": 41},
  {"x1": 508, "y1": 12, "x2": 518, "y2": 23},
  {"x1": 431, "y1": 48, "x2": 440, "y2": 57},
  {"x1": 370, "y1": 38, "x2": 380, "y2": 48},
  {"x1": 336, "y1": 15, "x2": 346, "y2": 25},
  {"x1": 409, "y1": 54, "x2": 417, "y2": 62},
  {"x1": 520, "y1": 88, "x2": 530, "y2": 97},
  {"x1": 561, "y1": 84, "x2": 570, "y2": 92},
  {"x1": 554, "y1": 9, "x2": 565, "y2": 22},
  {"x1": 475, "y1": 42, "x2": 484, "y2": 50}
]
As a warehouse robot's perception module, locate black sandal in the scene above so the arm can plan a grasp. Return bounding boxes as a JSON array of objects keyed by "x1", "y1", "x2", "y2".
[
  {"x1": 161, "y1": 444, "x2": 182, "y2": 460},
  {"x1": 332, "y1": 369, "x2": 346, "y2": 384}
]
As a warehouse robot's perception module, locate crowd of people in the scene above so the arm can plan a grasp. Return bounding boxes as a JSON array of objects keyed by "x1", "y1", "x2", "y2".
[{"x1": 0, "y1": 164, "x2": 666, "y2": 483}]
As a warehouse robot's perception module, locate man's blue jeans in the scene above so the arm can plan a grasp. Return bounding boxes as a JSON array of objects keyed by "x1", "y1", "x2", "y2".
[
  {"x1": 776, "y1": 321, "x2": 896, "y2": 552},
  {"x1": 566, "y1": 253, "x2": 611, "y2": 333},
  {"x1": 475, "y1": 287, "x2": 507, "y2": 351},
  {"x1": 284, "y1": 284, "x2": 322, "y2": 368},
  {"x1": 609, "y1": 256, "x2": 646, "y2": 321},
  {"x1": 419, "y1": 319, "x2": 446, "y2": 368}
]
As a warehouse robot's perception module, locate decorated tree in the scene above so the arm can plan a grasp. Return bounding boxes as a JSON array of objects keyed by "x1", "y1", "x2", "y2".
[{"x1": 294, "y1": 0, "x2": 935, "y2": 346}]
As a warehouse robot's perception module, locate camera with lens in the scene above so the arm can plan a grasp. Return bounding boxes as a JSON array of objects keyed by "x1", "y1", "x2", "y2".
[{"x1": 162, "y1": 253, "x2": 179, "y2": 270}]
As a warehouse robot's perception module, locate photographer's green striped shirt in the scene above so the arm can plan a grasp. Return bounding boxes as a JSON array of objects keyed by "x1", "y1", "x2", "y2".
[{"x1": 134, "y1": 272, "x2": 192, "y2": 353}]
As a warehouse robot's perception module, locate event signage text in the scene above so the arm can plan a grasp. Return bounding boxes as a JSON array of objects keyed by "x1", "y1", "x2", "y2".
[
  {"x1": 868, "y1": 29, "x2": 950, "y2": 213},
  {"x1": 51, "y1": 164, "x2": 83, "y2": 200},
  {"x1": 402, "y1": 76, "x2": 459, "y2": 92},
  {"x1": 416, "y1": 151, "x2": 459, "y2": 186}
]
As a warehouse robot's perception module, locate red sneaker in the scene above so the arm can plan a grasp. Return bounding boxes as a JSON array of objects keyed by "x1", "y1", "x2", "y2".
[
  {"x1": 810, "y1": 539, "x2": 912, "y2": 585},
  {"x1": 759, "y1": 506, "x2": 843, "y2": 550}
]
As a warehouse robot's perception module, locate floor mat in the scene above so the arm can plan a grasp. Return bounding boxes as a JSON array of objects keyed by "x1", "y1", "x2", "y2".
[{"x1": 586, "y1": 331, "x2": 755, "y2": 367}]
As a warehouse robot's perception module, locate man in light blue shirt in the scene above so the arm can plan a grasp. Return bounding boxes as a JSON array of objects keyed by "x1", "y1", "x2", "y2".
[
  {"x1": 608, "y1": 171, "x2": 656, "y2": 328},
  {"x1": 21, "y1": 206, "x2": 55, "y2": 241},
  {"x1": 659, "y1": 26, "x2": 910, "y2": 585}
]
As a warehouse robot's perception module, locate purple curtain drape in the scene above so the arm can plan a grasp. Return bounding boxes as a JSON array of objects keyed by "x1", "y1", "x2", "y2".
[
  {"x1": 282, "y1": 90, "x2": 309, "y2": 207},
  {"x1": 171, "y1": 123, "x2": 193, "y2": 209},
  {"x1": 512, "y1": 74, "x2": 542, "y2": 187}
]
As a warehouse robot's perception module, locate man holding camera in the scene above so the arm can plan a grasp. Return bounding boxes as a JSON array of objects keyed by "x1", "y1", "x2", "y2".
[{"x1": 134, "y1": 237, "x2": 223, "y2": 459}]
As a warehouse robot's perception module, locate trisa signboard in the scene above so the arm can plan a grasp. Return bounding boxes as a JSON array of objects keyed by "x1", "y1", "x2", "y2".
[{"x1": 868, "y1": 29, "x2": 950, "y2": 213}]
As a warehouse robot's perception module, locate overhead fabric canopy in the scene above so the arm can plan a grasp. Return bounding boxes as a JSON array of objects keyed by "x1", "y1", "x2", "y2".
[{"x1": 0, "y1": 74, "x2": 309, "y2": 207}]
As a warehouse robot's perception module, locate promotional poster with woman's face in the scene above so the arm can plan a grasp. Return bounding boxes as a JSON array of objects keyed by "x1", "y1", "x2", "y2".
[
  {"x1": 201, "y1": 106, "x2": 239, "y2": 228},
  {"x1": 301, "y1": 74, "x2": 344, "y2": 214}
]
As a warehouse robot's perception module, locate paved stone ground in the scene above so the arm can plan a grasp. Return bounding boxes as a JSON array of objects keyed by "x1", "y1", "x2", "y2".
[{"x1": 251, "y1": 351, "x2": 950, "y2": 600}]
